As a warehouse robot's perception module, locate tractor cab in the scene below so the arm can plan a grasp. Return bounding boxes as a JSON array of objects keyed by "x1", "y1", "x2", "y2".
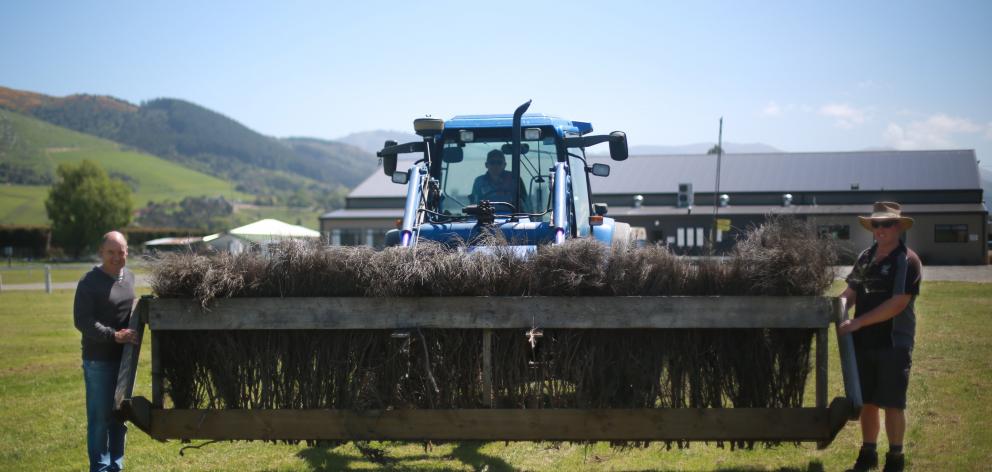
[{"x1": 378, "y1": 101, "x2": 629, "y2": 247}]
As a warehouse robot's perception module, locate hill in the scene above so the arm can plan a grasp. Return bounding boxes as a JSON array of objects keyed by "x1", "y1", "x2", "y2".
[
  {"x1": 0, "y1": 86, "x2": 371, "y2": 205},
  {"x1": 336, "y1": 130, "x2": 420, "y2": 154},
  {"x1": 981, "y1": 167, "x2": 992, "y2": 206},
  {"x1": 281, "y1": 137, "x2": 376, "y2": 188},
  {"x1": 0, "y1": 108, "x2": 248, "y2": 225}
]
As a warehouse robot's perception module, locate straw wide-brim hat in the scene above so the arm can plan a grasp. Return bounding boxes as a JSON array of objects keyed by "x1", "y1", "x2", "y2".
[{"x1": 858, "y1": 201, "x2": 914, "y2": 231}]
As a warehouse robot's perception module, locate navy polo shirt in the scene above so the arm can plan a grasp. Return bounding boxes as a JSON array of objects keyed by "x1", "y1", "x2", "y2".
[{"x1": 846, "y1": 242, "x2": 922, "y2": 349}]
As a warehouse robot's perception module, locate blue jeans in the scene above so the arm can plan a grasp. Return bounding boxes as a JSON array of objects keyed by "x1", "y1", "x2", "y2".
[{"x1": 83, "y1": 359, "x2": 127, "y2": 472}]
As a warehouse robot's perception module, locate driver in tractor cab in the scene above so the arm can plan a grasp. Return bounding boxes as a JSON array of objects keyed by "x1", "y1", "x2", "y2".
[{"x1": 470, "y1": 149, "x2": 527, "y2": 211}]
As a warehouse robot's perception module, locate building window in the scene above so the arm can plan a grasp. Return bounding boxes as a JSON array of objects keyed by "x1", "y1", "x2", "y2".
[
  {"x1": 677, "y1": 227, "x2": 707, "y2": 247},
  {"x1": 935, "y1": 224, "x2": 968, "y2": 243},
  {"x1": 339, "y1": 229, "x2": 365, "y2": 246},
  {"x1": 818, "y1": 224, "x2": 850, "y2": 240}
]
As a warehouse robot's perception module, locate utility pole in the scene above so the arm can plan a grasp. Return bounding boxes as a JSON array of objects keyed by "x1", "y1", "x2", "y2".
[{"x1": 711, "y1": 118, "x2": 724, "y2": 247}]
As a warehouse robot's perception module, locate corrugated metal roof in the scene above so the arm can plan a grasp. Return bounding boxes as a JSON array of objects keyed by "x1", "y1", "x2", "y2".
[
  {"x1": 347, "y1": 149, "x2": 981, "y2": 199},
  {"x1": 321, "y1": 209, "x2": 403, "y2": 219},
  {"x1": 610, "y1": 202, "x2": 986, "y2": 217},
  {"x1": 595, "y1": 149, "x2": 980, "y2": 194}
]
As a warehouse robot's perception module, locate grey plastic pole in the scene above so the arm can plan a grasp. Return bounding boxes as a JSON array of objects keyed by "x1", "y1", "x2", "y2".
[
  {"x1": 836, "y1": 298, "x2": 863, "y2": 416},
  {"x1": 45, "y1": 265, "x2": 52, "y2": 294}
]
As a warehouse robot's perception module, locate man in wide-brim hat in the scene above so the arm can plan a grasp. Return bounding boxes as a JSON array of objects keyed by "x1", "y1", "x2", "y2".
[{"x1": 838, "y1": 202, "x2": 922, "y2": 472}]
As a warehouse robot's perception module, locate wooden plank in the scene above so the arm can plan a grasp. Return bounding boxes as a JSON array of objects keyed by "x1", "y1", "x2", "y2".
[
  {"x1": 815, "y1": 327, "x2": 829, "y2": 449},
  {"x1": 113, "y1": 297, "x2": 147, "y2": 411},
  {"x1": 151, "y1": 331, "x2": 162, "y2": 409},
  {"x1": 120, "y1": 396, "x2": 152, "y2": 433},
  {"x1": 147, "y1": 296, "x2": 838, "y2": 330},
  {"x1": 147, "y1": 408, "x2": 830, "y2": 442},
  {"x1": 816, "y1": 328, "x2": 828, "y2": 409},
  {"x1": 482, "y1": 329, "x2": 493, "y2": 407}
]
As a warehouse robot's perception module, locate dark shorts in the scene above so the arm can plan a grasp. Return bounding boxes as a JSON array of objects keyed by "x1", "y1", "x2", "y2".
[{"x1": 856, "y1": 346, "x2": 912, "y2": 409}]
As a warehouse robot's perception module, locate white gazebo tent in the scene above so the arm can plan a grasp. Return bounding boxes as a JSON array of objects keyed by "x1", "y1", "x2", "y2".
[{"x1": 202, "y1": 219, "x2": 321, "y2": 254}]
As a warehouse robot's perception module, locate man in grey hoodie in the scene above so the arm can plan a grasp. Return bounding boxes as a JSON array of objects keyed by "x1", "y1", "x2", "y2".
[{"x1": 74, "y1": 231, "x2": 138, "y2": 472}]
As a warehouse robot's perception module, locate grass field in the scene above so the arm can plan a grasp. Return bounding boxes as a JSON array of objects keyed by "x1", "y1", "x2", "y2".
[
  {"x1": 0, "y1": 263, "x2": 150, "y2": 286},
  {"x1": 0, "y1": 282, "x2": 988, "y2": 470}
]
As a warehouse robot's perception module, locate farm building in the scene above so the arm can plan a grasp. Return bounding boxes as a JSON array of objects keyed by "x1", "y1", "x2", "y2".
[{"x1": 320, "y1": 149, "x2": 988, "y2": 265}]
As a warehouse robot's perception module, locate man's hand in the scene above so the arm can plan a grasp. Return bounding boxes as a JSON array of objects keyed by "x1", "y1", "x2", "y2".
[
  {"x1": 113, "y1": 328, "x2": 139, "y2": 345},
  {"x1": 836, "y1": 318, "x2": 861, "y2": 336}
]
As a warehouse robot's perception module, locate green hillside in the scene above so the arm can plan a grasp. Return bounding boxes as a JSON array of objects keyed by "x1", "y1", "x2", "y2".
[
  {"x1": 0, "y1": 87, "x2": 370, "y2": 205},
  {"x1": 0, "y1": 109, "x2": 248, "y2": 225},
  {"x1": 282, "y1": 137, "x2": 376, "y2": 188}
]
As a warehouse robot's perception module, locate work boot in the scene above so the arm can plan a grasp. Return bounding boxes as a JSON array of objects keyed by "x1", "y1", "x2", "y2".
[
  {"x1": 882, "y1": 452, "x2": 905, "y2": 472},
  {"x1": 846, "y1": 448, "x2": 878, "y2": 472}
]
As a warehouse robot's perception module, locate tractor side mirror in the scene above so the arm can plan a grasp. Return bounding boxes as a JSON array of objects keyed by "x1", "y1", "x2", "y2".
[
  {"x1": 589, "y1": 163, "x2": 610, "y2": 177},
  {"x1": 391, "y1": 171, "x2": 409, "y2": 185},
  {"x1": 609, "y1": 131, "x2": 628, "y2": 161},
  {"x1": 442, "y1": 147, "x2": 464, "y2": 163},
  {"x1": 593, "y1": 203, "x2": 609, "y2": 216},
  {"x1": 381, "y1": 140, "x2": 398, "y2": 176},
  {"x1": 501, "y1": 143, "x2": 530, "y2": 155}
]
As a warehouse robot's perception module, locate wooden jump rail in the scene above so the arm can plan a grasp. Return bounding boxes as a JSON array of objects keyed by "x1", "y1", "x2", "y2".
[{"x1": 114, "y1": 295, "x2": 862, "y2": 447}]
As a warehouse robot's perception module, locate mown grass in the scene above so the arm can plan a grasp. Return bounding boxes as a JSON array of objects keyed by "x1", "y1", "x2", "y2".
[
  {"x1": 0, "y1": 282, "x2": 988, "y2": 470},
  {"x1": 0, "y1": 263, "x2": 149, "y2": 286}
]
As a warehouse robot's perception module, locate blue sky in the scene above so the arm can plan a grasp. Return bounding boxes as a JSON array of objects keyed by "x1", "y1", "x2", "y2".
[{"x1": 2, "y1": 1, "x2": 991, "y2": 169}]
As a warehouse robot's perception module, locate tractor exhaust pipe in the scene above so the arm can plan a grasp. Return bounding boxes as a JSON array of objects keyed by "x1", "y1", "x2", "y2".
[{"x1": 511, "y1": 100, "x2": 531, "y2": 212}]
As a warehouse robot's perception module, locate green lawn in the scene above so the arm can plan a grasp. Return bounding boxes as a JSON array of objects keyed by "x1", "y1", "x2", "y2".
[
  {"x1": 0, "y1": 263, "x2": 149, "y2": 286},
  {"x1": 0, "y1": 282, "x2": 988, "y2": 470}
]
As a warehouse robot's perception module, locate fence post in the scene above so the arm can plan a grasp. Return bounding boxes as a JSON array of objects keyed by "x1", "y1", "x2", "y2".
[
  {"x1": 0, "y1": 273, "x2": 3, "y2": 293},
  {"x1": 45, "y1": 265, "x2": 52, "y2": 294}
]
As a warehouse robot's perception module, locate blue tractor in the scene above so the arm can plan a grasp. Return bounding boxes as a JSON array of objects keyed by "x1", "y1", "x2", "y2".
[{"x1": 377, "y1": 101, "x2": 631, "y2": 249}]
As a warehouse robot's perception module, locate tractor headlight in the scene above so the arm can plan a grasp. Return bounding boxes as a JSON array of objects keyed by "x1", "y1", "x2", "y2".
[
  {"x1": 524, "y1": 128, "x2": 541, "y2": 140},
  {"x1": 459, "y1": 130, "x2": 474, "y2": 142}
]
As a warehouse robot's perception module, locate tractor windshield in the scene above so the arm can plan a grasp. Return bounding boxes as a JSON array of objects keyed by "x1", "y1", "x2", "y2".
[{"x1": 436, "y1": 136, "x2": 557, "y2": 220}]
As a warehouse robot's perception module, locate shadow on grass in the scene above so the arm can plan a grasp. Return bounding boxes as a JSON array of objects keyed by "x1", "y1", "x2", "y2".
[
  {"x1": 297, "y1": 443, "x2": 825, "y2": 472},
  {"x1": 296, "y1": 442, "x2": 474, "y2": 471},
  {"x1": 449, "y1": 441, "x2": 515, "y2": 472}
]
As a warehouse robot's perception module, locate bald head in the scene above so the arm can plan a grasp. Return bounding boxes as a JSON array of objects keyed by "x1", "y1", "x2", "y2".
[
  {"x1": 101, "y1": 231, "x2": 128, "y2": 249},
  {"x1": 99, "y1": 231, "x2": 128, "y2": 277}
]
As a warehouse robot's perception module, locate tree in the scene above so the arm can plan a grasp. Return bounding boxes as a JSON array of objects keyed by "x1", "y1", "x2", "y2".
[
  {"x1": 707, "y1": 144, "x2": 723, "y2": 155},
  {"x1": 45, "y1": 160, "x2": 133, "y2": 258}
]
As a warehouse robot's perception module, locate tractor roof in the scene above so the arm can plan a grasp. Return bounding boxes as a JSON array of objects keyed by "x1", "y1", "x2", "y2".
[{"x1": 445, "y1": 113, "x2": 593, "y2": 136}]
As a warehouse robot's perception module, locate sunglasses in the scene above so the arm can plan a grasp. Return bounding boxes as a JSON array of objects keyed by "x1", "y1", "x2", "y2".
[
  {"x1": 871, "y1": 220, "x2": 899, "y2": 229},
  {"x1": 486, "y1": 161, "x2": 505, "y2": 167}
]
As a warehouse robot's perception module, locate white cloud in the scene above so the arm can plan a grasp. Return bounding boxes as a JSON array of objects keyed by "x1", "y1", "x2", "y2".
[
  {"x1": 883, "y1": 113, "x2": 985, "y2": 149},
  {"x1": 762, "y1": 101, "x2": 782, "y2": 117},
  {"x1": 818, "y1": 103, "x2": 867, "y2": 128}
]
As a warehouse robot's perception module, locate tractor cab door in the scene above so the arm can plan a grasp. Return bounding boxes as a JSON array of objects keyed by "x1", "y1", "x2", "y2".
[{"x1": 567, "y1": 151, "x2": 592, "y2": 237}]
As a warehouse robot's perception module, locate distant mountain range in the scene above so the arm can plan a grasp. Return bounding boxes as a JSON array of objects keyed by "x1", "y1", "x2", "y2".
[
  {"x1": 335, "y1": 130, "x2": 420, "y2": 155},
  {"x1": 980, "y1": 167, "x2": 992, "y2": 205}
]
